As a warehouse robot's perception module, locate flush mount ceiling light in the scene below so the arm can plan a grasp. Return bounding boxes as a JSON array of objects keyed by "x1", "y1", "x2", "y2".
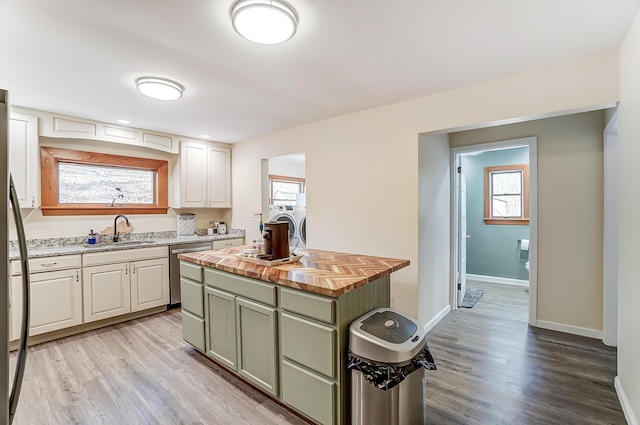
[
  {"x1": 135, "y1": 77, "x2": 184, "y2": 100},
  {"x1": 231, "y1": 0, "x2": 298, "y2": 45}
]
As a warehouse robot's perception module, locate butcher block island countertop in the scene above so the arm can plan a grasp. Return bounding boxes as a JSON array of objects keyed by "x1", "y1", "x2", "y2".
[
  {"x1": 178, "y1": 247, "x2": 410, "y2": 425},
  {"x1": 177, "y1": 247, "x2": 410, "y2": 297}
]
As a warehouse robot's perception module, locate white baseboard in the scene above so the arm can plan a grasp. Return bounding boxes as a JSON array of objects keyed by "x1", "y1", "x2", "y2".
[
  {"x1": 615, "y1": 376, "x2": 638, "y2": 425},
  {"x1": 466, "y1": 274, "x2": 529, "y2": 287},
  {"x1": 535, "y1": 320, "x2": 602, "y2": 340},
  {"x1": 424, "y1": 305, "x2": 450, "y2": 333}
]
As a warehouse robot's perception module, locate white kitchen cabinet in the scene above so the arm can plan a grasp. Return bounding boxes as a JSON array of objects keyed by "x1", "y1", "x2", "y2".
[
  {"x1": 211, "y1": 238, "x2": 244, "y2": 250},
  {"x1": 34, "y1": 109, "x2": 179, "y2": 154},
  {"x1": 10, "y1": 255, "x2": 83, "y2": 341},
  {"x1": 178, "y1": 140, "x2": 231, "y2": 208},
  {"x1": 82, "y1": 247, "x2": 169, "y2": 322},
  {"x1": 130, "y1": 258, "x2": 169, "y2": 312},
  {"x1": 9, "y1": 111, "x2": 38, "y2": 208},
  {"x1": 82, "y1": 263, "x2": 131, "y2": 322}
]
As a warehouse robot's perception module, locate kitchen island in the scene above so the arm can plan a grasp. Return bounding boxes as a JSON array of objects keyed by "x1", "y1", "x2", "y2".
[{"x1": 178, "y1": 248, "x2": 409, "y2": 425}]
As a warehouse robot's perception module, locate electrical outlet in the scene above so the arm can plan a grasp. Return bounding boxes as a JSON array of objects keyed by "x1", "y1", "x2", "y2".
[{"x1": 250, "y1": 209, "x2": 260, "y2": 218}]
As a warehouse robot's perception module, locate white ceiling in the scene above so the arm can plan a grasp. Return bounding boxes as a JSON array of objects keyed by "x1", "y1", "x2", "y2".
[{"x1": 1, "y1": 0, "x2": 638, "y2": 143}]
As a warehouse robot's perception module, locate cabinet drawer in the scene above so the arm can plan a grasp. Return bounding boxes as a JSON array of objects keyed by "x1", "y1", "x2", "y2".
[
  {"x1": 204, "y1": 269, "x2": 276, "y2": 306},
  {"x1": 11, "y1": 254, "x2": 82, "y2": 275},
  {"x1": 180, "y1": 261, "x2": 202, "y2": 283},
  {"x1": 282, "y1": 359, "x2": 336, "y2": 425},
  {"x1": 182, "y1": 309, "x2": 205, "y2": 351},
  {"x1": 281, "y1": 313, "x2": 336, "y2": 379},
  {"x1": 212, "y1": 238, "x2": 243, "y2": 249},
  {"x1": 181, "y1": 277, "x2": 203, "y2": 317},
  {"x1": 281, "y1": 288, "x2": 335, "y2": 324},
  {"x1": 83, "y1": 246, "x2": 168, "y2": 266}
]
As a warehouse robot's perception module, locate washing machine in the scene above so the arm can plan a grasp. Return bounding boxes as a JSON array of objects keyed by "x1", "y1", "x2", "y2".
[
  {"x1": 268, "y1": 205, "x2": 296, "y2": 243},
  {"x1": 294, "y1": 206, "x2": 306, "y2": 248}
]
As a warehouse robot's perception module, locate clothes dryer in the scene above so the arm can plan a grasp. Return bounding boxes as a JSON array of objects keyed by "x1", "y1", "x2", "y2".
[{"x1": 268, "y1": 205, "x2": 296, "y2": 243}]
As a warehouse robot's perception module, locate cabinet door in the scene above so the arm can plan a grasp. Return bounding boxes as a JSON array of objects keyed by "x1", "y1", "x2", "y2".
[
  {"x1": 205, "y1": 287, "x2": 237, "y2": 370},
  {"x1": 236, "y1": 297, "x2": 278, "y2": 396},
  {"x1": 207, "y1": 145, "x2": 231, "y2": 208},
  {"x1": 83, "y1": 263, "x2": 131, "y2": 322},
  {"x1": 9, "y1": 112, "x2": 38, "y2": 208},
  {"x1": 179, "y1": 141, "x2": 207, "y2": 207},
  {"x1": 10, "y1": 270, "x2": 83, "y2": 339},
  {"x1": 131, "y1": 258, "x2": 169, "y2": 312}
]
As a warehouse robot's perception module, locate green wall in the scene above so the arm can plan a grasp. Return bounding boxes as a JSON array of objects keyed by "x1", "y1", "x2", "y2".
[{"x1": 463, "y1": 147, "x2": 530, "y2": 280}]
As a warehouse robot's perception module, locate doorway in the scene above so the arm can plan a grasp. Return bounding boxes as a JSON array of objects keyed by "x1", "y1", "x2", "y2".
[{"x1": 451, "y1": 137, "x2": 538, "y2": 326}]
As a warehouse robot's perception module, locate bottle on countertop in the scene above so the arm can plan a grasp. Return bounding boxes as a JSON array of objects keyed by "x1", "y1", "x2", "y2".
[{"x1": 88, "y1": 230, "x2": 97, "y2": 245}]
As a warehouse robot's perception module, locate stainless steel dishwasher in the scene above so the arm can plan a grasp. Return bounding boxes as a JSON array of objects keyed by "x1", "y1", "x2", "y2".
[{"x1": 169, "y1": 240, "x2": 212, "y2": 307}]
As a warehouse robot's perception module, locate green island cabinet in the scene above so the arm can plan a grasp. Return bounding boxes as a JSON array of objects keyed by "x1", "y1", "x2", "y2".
[{"x1": 179, "y1": 260, "x2": 390, "y2": 425}]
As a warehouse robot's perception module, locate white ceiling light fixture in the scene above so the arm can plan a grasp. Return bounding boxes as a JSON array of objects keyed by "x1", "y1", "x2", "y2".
[
  {"x1": 231, "y1": 0, "x2": 298, "y2": 45},
  {"x1": 135, "y1": 77, "x2": 184, "y2": 100}
]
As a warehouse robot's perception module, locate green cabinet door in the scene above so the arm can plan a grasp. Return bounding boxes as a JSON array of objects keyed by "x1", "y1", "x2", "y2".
[
  {"x1": 205, "y1": 287, "x2": 237, "y2": 371},
  {"x1": 236, "y1": 297, "x2": 278, "y2": 396}
]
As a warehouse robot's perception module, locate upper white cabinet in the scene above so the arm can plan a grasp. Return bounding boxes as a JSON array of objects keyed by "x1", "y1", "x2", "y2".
[
  {"x1": 18, "y1": 108, "x2": 179, "y2": 154},
  {"x1": 9, "y1": 112, "x2": 38, "y2": 208},
  {"x1": 178, "y1": 140, "x2": 231, "y2": 208}
]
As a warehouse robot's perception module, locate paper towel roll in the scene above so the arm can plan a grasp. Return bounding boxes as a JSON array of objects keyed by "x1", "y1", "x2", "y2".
[{"x1": 520, "y1": 239, "x2": 529, "y2": 251}]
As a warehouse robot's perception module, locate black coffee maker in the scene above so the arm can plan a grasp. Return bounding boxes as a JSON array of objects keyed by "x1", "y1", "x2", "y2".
[{"x1": 263, "y1": 222, "x2": 290, "y2": 260}]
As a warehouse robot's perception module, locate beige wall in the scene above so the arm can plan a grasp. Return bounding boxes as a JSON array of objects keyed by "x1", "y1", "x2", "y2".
[
  {"x1": 231, "y1": 49, "x2": 619, "y2": 321},
  {"x1": 417, "y1": 133, "x2": 451, "y2": 326},
  {"x1": 449, "y1": 111, "x2": 605, "y2": 332},
  {"x1": 618, "y1": 8, "x2": 640, "y2": 423},
  {"x1": 13, "y1": 136, "x2": 231, "y2": 240}
]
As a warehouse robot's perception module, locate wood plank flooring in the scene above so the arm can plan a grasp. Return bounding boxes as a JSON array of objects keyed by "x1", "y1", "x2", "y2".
[
  {"x1": 425, "y1": 281, "x2": 625, "y2": 424},
  {"x1": 10, "y1": 281, "x2": 625, "y2": 424}
]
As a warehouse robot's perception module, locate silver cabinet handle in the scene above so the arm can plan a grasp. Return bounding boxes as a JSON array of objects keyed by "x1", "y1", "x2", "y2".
[
  {"x1": 40, "y1": 262, "x2": 57, "y2": 267},
  {"x1": 125, "y1": 265, "x2": 128, "y2": 275},
  {"x1": 76, "y1": 271, "x2": 79, "y2": 282}
]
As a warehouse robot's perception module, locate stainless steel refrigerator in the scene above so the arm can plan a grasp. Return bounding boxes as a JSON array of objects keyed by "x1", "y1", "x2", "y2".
[{"x1": 1, "y1": 89, "x2": 31, "y2": 425}]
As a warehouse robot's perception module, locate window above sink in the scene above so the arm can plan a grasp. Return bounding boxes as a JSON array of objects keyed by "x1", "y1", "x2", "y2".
[{"x1": 40, "y1": 147, "x2": 168, "y2": 216}]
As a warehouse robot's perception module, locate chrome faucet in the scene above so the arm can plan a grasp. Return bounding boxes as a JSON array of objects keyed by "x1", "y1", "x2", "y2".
[{"x1": 113, "y1": 214, "x2": 130, "y2": 242}]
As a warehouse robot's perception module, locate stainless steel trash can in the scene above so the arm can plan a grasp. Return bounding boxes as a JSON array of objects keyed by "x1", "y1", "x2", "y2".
[{"x1": 348, "y1": 308, "x2": 436, "y2": 425}]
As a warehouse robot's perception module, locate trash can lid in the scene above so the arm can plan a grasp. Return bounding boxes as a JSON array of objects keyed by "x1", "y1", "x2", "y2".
[
  {"x1": 349, "y1": 308, "x2": 426, "y2": 364},
  {"x1": 360, "y1": 310, "x2": 417, "y2": 344}
]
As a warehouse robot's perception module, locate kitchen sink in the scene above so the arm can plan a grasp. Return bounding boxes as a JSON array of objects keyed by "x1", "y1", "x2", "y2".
[{"x1": 83, "y1": 240, "x2": 156, "y2": 249}]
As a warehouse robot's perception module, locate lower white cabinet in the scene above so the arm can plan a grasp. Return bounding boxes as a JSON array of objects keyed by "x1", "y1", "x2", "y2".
[
  {"x1": 131, "y1": 258, "x2": 169, "y2": 312},
  {"x1": 10, "y1": 268, "x2": 83, "y2": 340},
  {"x1": 83, "y1": 251, "x2": 169, "y2": 323},
  {"x1": 10, "y1": 254, "x2": 83, "y2": 341},
  {"x1": 212, "y1": 238, "x2": 243, "y2": 250},
  {"x1": 82, "y1": 263, "x2": 130, "y2": 322}
]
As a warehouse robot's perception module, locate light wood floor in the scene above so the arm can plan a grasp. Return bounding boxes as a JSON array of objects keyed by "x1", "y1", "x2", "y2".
[{"x1": 10, "y1": 281, "x2": 625, "y2": 425}]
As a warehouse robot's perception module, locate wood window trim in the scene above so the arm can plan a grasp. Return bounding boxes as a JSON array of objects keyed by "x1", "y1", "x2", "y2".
[
  {"x1": 269, "y1": 174, "x2": 306, "y2": 204},
  {"x1": 40, "y1": 147, "x2": 168, "y2": 216},
  {"x1": 484, "y1": 164, "x2": 529, "y2": 225}
]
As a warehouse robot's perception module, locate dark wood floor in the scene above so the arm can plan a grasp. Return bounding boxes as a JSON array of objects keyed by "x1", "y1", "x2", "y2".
[
  {"x1": 10, "y1": 281, "x2": 625, "y2": 425},
  {"x1": 425, "y1": 281, "x2": 625, "y2": 425}
]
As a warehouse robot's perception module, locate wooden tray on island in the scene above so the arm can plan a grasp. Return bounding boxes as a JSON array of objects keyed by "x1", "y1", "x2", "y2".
[{"x1": 234, "y1": 254, "x2": 303, "y2": 267}]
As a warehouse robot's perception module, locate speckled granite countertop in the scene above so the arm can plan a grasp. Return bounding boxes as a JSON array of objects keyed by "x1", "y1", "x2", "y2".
[
  {"x1": 9, "y1": 230, "x2": 245, "y2": 260},
  {"x1": 178, "y1": 247, "x2": 410, "y2": 297}
]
